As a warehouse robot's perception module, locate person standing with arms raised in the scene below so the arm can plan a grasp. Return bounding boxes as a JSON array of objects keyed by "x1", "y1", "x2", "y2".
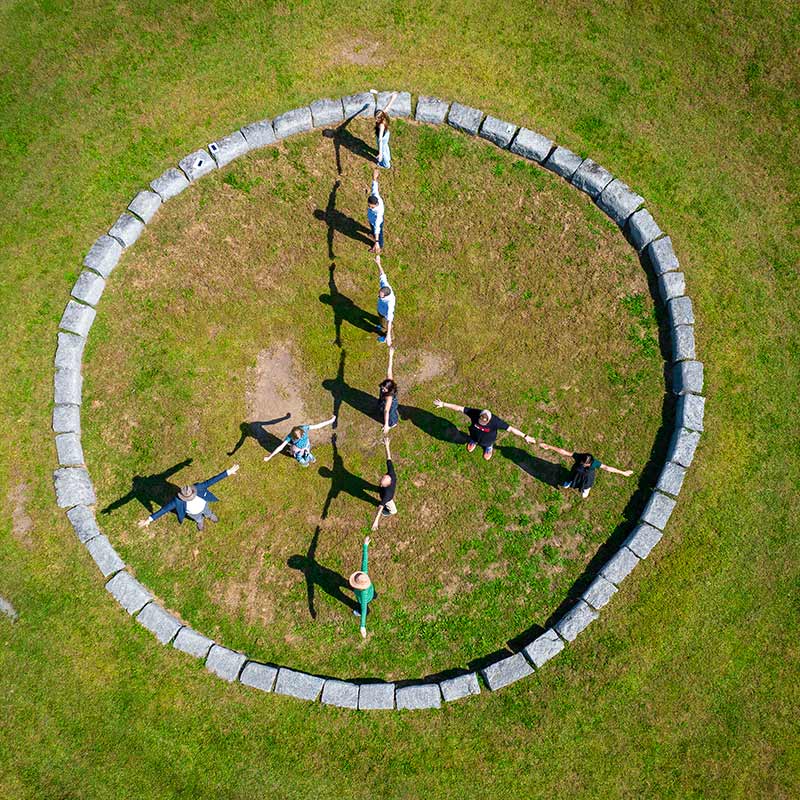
[
  {"x1": 371, "y1": 437, "x2": 398, "y2": 530},
  {"x1": 349, "y1": 536, "x2": 375, "y2": 638},
  {"x1": 538, "y1": 441, "x2": 633, "y2": 498},
  {"x1": 367, "y1": 167, "x2": 385, "y2": 253},
  {"x1": 372, "y1": 90, "x2": 398, "y2": 169},
  {"x1": 375, "y1": 254, "x2": 395, "y2": 345}
]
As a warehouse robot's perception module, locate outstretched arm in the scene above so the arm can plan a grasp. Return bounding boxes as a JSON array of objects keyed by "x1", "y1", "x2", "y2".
[
  {"x1": 506, "y1": 425, "x2": 534, "y2": 443},
  {"x1": 264, "y1": 440, "x2": 289, "y2": 462},
  {"x1": 387, "y1": 346, "x2": 394, "y2": 381},
  {"x1": 309, "y1": 415, "x2": 337, "y2": 430},
  {"x1": 383, "y1": 91, "x2": 398, "y2": 114},
  {"x1": 538, "y1": 441, "x2": 573, "y2": 459},
  {"x1": 601, "y1": 463, "x2": 634, "y2": 477},
  {"x1": 433, "y1": 399, "x2": 465, "y2": 412},
  {"x1": 371, "y1": 506, "x2": 384, "y2": 531},
  {"x1": 197, "y1": 465, "x2": 239, "y2": 492},
  {"x1": 139, "y1": 497, "x2": 178, "y2": 527},
  {"x1": 385, "y1": 319, "x2": 393, "y2": 348}
]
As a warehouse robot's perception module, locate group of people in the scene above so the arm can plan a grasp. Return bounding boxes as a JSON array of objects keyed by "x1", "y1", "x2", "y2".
[{"x1": 137, "y1": 93, "x2": 633, "y2": 638}]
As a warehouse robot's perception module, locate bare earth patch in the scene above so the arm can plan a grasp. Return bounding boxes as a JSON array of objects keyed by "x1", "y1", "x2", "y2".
[
  {"x1": 247, "y1": 341, "x2": 307, "y2": 424},
  {"x1": 9, "y1": 482, "x2": 33, "y2": 548},
  {"x1": 400, "y1": 349, "x2": 455, "y2": 386},
  {"x1": 334, "y1": 37, "x2": 385, "y2": 66}
]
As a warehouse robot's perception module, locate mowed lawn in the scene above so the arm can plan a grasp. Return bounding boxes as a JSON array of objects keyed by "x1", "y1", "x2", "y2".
[{"x1": 0, "y1": 2, "x2": 798, "y2": 799}]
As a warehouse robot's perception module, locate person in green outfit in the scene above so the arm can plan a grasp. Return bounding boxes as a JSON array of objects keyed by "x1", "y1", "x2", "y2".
[{"x1": 349, "y1": 536, "x2": 374, "y2": 638}]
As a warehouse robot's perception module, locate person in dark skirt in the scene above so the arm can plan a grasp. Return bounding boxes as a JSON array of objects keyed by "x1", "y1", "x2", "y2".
[
  {"x1": 538, "y1": 442, "x2": 633, "y2": 497},
  {"x1": 378, "y1": 346, "x2": 399, "y2": 435}
]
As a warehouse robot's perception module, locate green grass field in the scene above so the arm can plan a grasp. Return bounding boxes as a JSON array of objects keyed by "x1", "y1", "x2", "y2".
[{"x1": 1, "y1": 1, "x2": 798, "y2": 798}]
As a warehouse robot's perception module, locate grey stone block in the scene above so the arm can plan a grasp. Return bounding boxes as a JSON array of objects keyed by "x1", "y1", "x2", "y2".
[
  {"x1": 659, "y1": 271, "x2": 686, "y2": 303},
  {"x1": 641, "y1": 491, "x2": 677, "y2": 530},
  {"x1": 523, "y1": 628, "x2": 565, "y2": 667},
  {"x1": 543, "y1": 146, "x2": 583, "y2": 179},
  {"x1": 415, "y1": 96, "x2": 450, "y2": 124},
  {"x1": 274, "y1": 668, "x2": 324, "y2": 701},
  {"x1": 627, "y1": 208, "x2": 663, "y2": 251},
  {"x1": 136, "y1": 602, "x2": 183, "y2": 644},
  {"x1": 396, "y1": 684, "x2": 442, "y2": 710},
  {"x1": 108, "y1": 212, "x2": 144, "y2": 248},
  {"x1": 599, "y1": 546, "x2": 641, "y2": 586},
  {"x1": 310, "y1": 98, "x2": 344, "y2": 128},
  {"x1": 479, "y1": 115, "x2": 518, "y2": 149},
  {"x1": 481, "y1": 652, "x2": 534, "y2": 691},
  {"x1": 672, "y1": 324, "x2": 696, "y2": 362},
  {"x1": 128, "y1": 190, "x2": 162, "y2": 224},
  {"x1": 86, "y1": 535, "x2": 124, "y2": 578},
  {"x1": 510, "y1": 127, "x2": 553, "y2": 163},
  {"x1": 342, "y1": 92, "x2": 375, "y2": 119},
  {"x1": 240, "y1": 118, "x2": 277, "y2": 149},
  {"x1": 439, "y1": 672, "x2": 480, "y2": 702},
  {"x1": 571, "y1": 159, "x2": 614, "y2": 198},
  {"x1": 596, "y1": 179, "x2": 644, "y2": 227},
  {"x1": 53, "y1": 467, "x2": 95, "y2": 508},
  {"x1": 71, "y1": 271, "x2": 106, "y2": 307},
  {"x1": 554, "y1": 600, "x2": 599, "y2": 642},
  {"x1": 447, "y1": 101, "x2": 484, "y2": 135},
  {"x1": 240, "y1": 661, "x2": 278, "y2": 693},
  {"x1": 59, "y1": 300, "x2": 96, "y2": 337},
  {"x1": 54, "y1": 368, "x2": 82, "y2": 406},
  {"x1": 106, "y1": 570, "x2": 151, "y2": 614},
  {"x1": 376, "y1": 90, "x2": 412, "y2": 118},
  {"x1": 207, "y1": 130, "x2": 249, "y2": 168},
  {"x1": 55, "y1": 432, "x2": 84, "y2": 466},
  {"x1": 55, "y1": 331, "x2": 86, "y2": 371},
  {"x1": 272, "y1": 106, "x2": 313, "y2": 139},
  {"x1": 623, "y1": 523, "x2": 663, "y2": 560},
  {"x1": 676, "y1": 393, "x2": 705, "y2": 432},
  {"x1": 656, "y1": 461, "x2": 687, "y2": 496},
  {"x1": 178, "y1": 149, "x2": 216, "y2": 182},
  {"x1": 53, "y1": 404, "x2": 80, "y2": 434},
  {"x1": 205, "y1": 645, "x2": 247, "y2": 682},
  {"x1": 358, "y1": 683, "x2": 395, "y2": 710},
  {"x1": 667, "y1": 427, "x2": 701, "y2": 468},
  {"x1": 150, "y1": 167, "x2": 190, "y2": 201},
  {"x1": 173, "y1": 627, "x2": 214, "y2": 660},
  {"x1": 580, "y1": 575, "x2": 618, "y2": 610},
  {"x1": 672, "y1": 360, "x2": 704, "y2": 395},
  {"x1": 83, "y1": 234, "x2": 123, "y2": 277},
  {"x1": 668, "y1": 296, "x2": 694, "y2": 328},
  {"x1": 321, "y1": 679, "x2": 359, "y2": 709},
  {"x1": 66, "y1": 504, "x2": 101, "y2": 544},
  {"x1": 647, "y1": 235, "x2": 680, "y2": 275}
]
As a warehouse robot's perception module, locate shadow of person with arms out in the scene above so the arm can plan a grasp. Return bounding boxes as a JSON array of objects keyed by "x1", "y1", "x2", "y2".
[
  {"x1": 322, "y1": 105, "x2": 376, "y2": 175},
  {"x1": 398, "y1": 403, "x2": 468, "y2": 445},
  {"x1": 317, "y1": 432, "x2": 380, "y2": 519},
  {"x1": 497, "y1": 445, "x2": 565, "y2": 487},
  {"x1": 319, "y1": 263, "x2": 380, "y2": 346},
  {"x1": 322, "y1": 349, "x2": 381, "y2": 423},
  {"x1": 287, "y1": 527, "x2": 359, "y2": 619},
  {"x1": 313, "y1": 179, "x2": 373, "y2": 248},
  {"x1": 101, "y1": 458, "x2": 193, "y2": 516},
  {"x1": 227, "y1": 414, "x2": 291, "y2": 456}
]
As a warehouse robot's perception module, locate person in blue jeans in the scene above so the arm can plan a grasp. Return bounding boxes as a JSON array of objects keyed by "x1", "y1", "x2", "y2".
[
  {"x1": 263, "y1": 416, "x2": 336, "y2": 466},
  {"x1": 367, "y1": 167, "x2": 385, "y2": 253},
  {"x1": 375, "y1": 254, "x2": 395, "y2": 344},
  {"x1": 373, "y1": 91, "x2": 398, "y2": 169}
]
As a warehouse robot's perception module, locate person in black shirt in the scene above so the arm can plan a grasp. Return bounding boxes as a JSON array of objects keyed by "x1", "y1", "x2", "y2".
[
  {"x1": 433, "y1": 399, "x2": 534, "y2": 460},
  {"x1": 371, "y1": 437, "x2": 398, "y2": 530},
  {"x1": 538, "y1": 441, "x2": 633, "y2": 498}
]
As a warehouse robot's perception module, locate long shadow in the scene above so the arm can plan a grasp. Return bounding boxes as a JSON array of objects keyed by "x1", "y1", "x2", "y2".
[
  {"x1": 101, "y1": 458, "x2": 193, "y2": 515},
  {"x1": 313, "y1": 207, "x2": 373, "y2": 247},
  {"x1": 322, "y1": 349, "x2": 381, "y2": 423},
  {"x1": 227, "y1": 414, "x2": 291, "y2": 456},
  {"x1": 322, "y1": 106, "x2": 376, "y2": 174},
  {"x1": 318, "y1": 432, "x2": 380, "y2": 517},
  {"x1": 398, "y1": 404, "x2": 468, "y2": 444},
  {"x1": 288, "y1": 527, "x2": 359, "y2": 619},
  {"x1": 319, "y1": 263, "x2": 379, "y2": 345},
  {"x1": 497, "y1": 445, "x2": 565, "y2": 487}
]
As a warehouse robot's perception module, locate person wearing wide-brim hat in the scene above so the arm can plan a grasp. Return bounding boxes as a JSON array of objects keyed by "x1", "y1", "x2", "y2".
[
  {"x1": 138, "y1": 464, "x2": 240, "y2": 530},
  {"x1": 349, "y1": 536, "x2": 375, "y2": 638}
]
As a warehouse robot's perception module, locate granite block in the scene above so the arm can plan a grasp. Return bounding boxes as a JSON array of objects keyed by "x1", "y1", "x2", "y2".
[
  {"x1": 321, "y1": 679, "x2": 359, "y2": 708},
  {"x1": 55, "y1": 331, "x2": 86, "y2": 371},
  {"x1": 510, "y1": 127, "x2": 553, "y2": 162},
  {"x1": 136, "y1": 602, "x2": 183, "y2": 644},
  {"x1": 240, "y1": 119, "x2": 276, "y2": 149},
  {"x1": 667, "y1": 427, "x2": 701, "y2": 468},
  {"x1": 599, "y1": 546, "x2": 641, "y2": 586},
  {"x1": 240, "y1": 661, "x2": 278, "y2": 693},
  {"x1": 647, "y1": 235, "x2": 680, "y2": 274},
  {"x1": 53, "y1": 467, "x2": 95, "y2": 508},
  {"x1": 656, "y1": 461, "x2": 687, "y2": 496},
  {"x1": 56, "y1": 432, "x2": 84, "y2": 466},
  {"x1": 53, "y1": 404, "x2": 80, "y2": 434},
  {"x1": 672, "y1": 360, "x2": 704, "y2": 395},
  {"x1": 207, "y1": 130, "x2": 249, "y2": 168},
  {"x1": 439, "y1": 672, "x2": 480, "y2": 702},
  {"x1": 274, "y1": 668, "x2": 324, "y2": 701},
  {"x1": 543, "y1": 146, "x2": 583, "y2": 179},
  {"x1": 179, "y1": 149, "x2": 216, "y2": 182},
  {"x1": 396, "y1": 684, "x2": 442, "y2": 710},
  {"x1": 415, "y1": 96, "x2": 450, "y2": 124},
  {"x1": 641, "y1": 491, "x2": 677, "y2": 530},
  {"x1": 106, "y1": 570, "x2": 151, "y2": 613},
  {"x1": 150, "y1": 168, "x2": 190, "y2": 201},
  {"x1": 672, "y1": 324, "x2": 696, "y2": 362},
  {"x1": 659, "y1": 271, "x2": 686, "y2": 303},
  {"x1": 342, "y1": 92, "x2": 375, "y2": 119},
  {"x1": 479, "y1": 115, "x2": 518, "y2": 149},
  {"x1": 596, "y1": 179, "x2": 644, "y2": 226},
  {"x1": 66, "y1": 504, "x2": 100, "y2": 544},
  {"x1": 668, "y1": 296, "x2": 695, "y2": 328},
  {"x1": 128, "y1": 190, "x2": 162, "y2": 224},
  {"x1": 54, "y1": 367, "x2": 82, "y2": 406},
  {"x1": 622, "y1": 523, "x2": 663, "y2": 560},
  {"x1": 86, "y1": 535, "x2": 124, "y2": 579},
  {"x1": 71, "y1": 271, "x2": 106, "y2": 307},
  {"x1": 376, "y1": 90, "x2": 412, "y2": 117},
  {"x1": 83, "y1": 234, "x2": 123, "y2": 277},
  {"x1": 59, "y1": 300, "x2": 96, "y2": 337},
  {"x1": 272, "y1": 106, "x2": 313, "y2": 139},
  {"x1": 676, "y1": 393, "x2": 705, "y2": 432},
  {"x1": 358, "y1": 683, "x2": 395, "y2": 710},
  {"x1": 553, "y1": 600, "x2": 599, "y2": 642},
  {"x1": 627, "y1": 208, "x2": 663, "y2": 251},
  {"x1": 571, "y1": 159, "x2": 614, "y2": 198},
  {"x1": 447, "y1": 101, "x2": 484, "y2": 135},
  {"x1": 481, "y1": 652, "x2": 534, "y2": 691},
  {"x1": 580, "y1": 575, "x2": 618, "y2": 610},
  {"x1": 206, "y1": 645, "x2": 247, "y2": 682},
  {"x1": 173, "y1": 627, "x2": 214, "y2": 660},
  {"x1": 523, "y1": 628, "x2": 565, "y2": 667},
  {"x1": 310, "y1": 97, "x2": 344, "y2": 127},
  {"x1": 108, "y1": 212, "x2": 144, "y2": 248}
]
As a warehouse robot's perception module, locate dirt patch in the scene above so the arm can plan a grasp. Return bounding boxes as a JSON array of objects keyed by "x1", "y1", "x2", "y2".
[
  {"x1": 9, "y1": 483, "x2": 33, "y2": 548},
  {"x1": 213, "y1": 551, "x2": 286, "y2": 626},
  {"x1": 247, "y1": 342, "x2": 307, "y2": 424},
  {"x1": 400, "y1": 350, "x2": 454, "y2": 386},
  {"x1": 334, "y1": 37, "x2": 385, "y2": 66}
]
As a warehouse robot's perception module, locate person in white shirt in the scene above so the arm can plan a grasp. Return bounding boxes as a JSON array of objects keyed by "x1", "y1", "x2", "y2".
[
  {"x1": 375, "y1": 254, "x2": 395, "y2": 345},
  {"x1": 367, "y1": 167, "x2": 385, "y2": 253}
]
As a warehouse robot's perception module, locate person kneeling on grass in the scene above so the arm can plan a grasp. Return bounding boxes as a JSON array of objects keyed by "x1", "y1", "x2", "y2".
[
  {"x1": 264, "y1": 416, "x2": 336, "y2": 467},
  {"x1": 138, "y1": 464, "x2": 240, "y2": 531},
  {"x1": 349, "y1": 536, "x2": 374, "y2": 638},
  {"x1": 371, "y1": 437, "x2": 397, "y2": 531},
  {"x1": 538, "y1": 441, "x2": 633, "y2": 498},
  {"x1": 433, "y1": 399, "x2": 534, "y2": 460}
]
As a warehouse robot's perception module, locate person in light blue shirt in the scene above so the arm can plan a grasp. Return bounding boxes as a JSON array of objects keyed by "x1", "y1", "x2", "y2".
[
  {"x1": 374, "y1": 91, "x2": 398, "y2": 169},
  {"x1": 375, "y1": 254, "x2": 395, "y2": 344},
  {"x1": 367, "y1": 167, "x2": 385, "y2": 253},
  {"x1": 263, "y1": 416, "x2": 336, "y2": 467}
]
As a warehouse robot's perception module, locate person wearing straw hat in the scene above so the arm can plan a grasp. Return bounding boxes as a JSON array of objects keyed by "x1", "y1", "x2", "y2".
[
  {"x1": 349, "y1": 536, "x2": 375, "y2": 638},
  {"x1": 138, "y1": 464, "x2": 240, "y2": 530}
]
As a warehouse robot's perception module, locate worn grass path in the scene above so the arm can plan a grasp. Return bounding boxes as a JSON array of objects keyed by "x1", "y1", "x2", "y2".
[{"x1": 0, "y1": 1, "x2": 798, "y2": 798}]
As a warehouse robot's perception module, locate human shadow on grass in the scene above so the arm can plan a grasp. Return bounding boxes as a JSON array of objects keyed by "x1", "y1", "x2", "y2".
[
  {"x1": 399, "y1": 404, "x2": 468, "y2": 445},
  {"x1": 497, "y1": 445, "x2": 565, "y2": 487},
  {"x1": 101, "y1": 458, "x2": 193, "y2": 516},
  {"x1": 288, "y1": 526, "x2": 359, "y2": 619},
  {"x1": 319, "y1": 263, "x2": 380, "y2": 346},
  {"x1": 227, "y1": 414, "x2": 291, "y2": 456},
  {"x1": 322, "y1": 349, "x2": 382, "y2": 424},
  {"x1": 317, "y1": 432, "x2": 380, "y2": 517},
  {"x1": 322, "y1": 106, "x2": 376, "y2": 175},
  {"x1": 314, "y1": 178, "x2": 373, "y2": 249}
]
